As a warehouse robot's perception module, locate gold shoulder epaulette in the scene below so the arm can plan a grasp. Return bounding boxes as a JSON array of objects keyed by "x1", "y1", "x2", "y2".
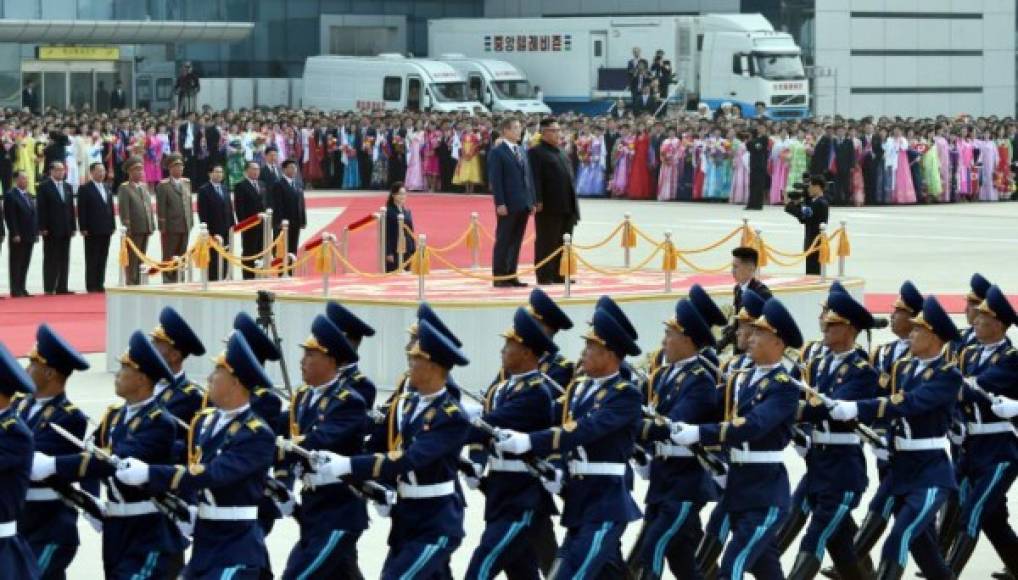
[
  {"x1": 246, "y1": 418, "x2": 264, "y2": 431},
  {"x1": 615, "y1": 379, "x2": 633, "y2": 391},
  {"x1": 775, "y1": 372, "x2": 790, "y2": 383},
  {"x1": 253, "y1": 387, "x2": 268, "y2": 397},
  {"x1": 147, "y1": 408, "x2": 163, "y2": 419},
  {"x1": 528, "y1": 377, "x2": 543, "y2": 386},
  {"x1": 1, "y1": 418, "x2": 15, "y2": 430},
  {"x1": 63, "y1": 403, "x2": 78, "y2": 413},
  {"x1": 443, "y1": 403, "x2": 460, "y2": 416}
]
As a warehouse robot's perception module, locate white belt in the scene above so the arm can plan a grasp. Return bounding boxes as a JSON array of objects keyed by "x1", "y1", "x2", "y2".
[
  {"x1": 0, "y1": 521, "x2": 15, "y2": 538},
  {"x1": 730, "y1": 449, "x2": 784, "y2": 464},
  {"x1": 197, "y1": 505, "x2": 258, "y2": 521},
  {"x1": 106, "y1": 501, "x2": 159, "y2": 517},
  {"x1": 567, "y1": 460, "x2": 626, "y2": 476},
  {"x1": 488, "y1": 458, "x2": 529, "y2": 473},
  {"x1": 26, "y1": 487, "x2": 61, "y2": 501},
  {"x1": 967, "y1": 422, "x2": 1014, "y2": 435},
  {"x1": 895, "y1": 436, "x2": 949, "y2": 452},
  {"x1": 397, "y1": 481, "x2": 455, "y2": 499},
  {"x1": 812, "y1": 431, "x2": 861, "y2": 445},
  {"x1": 654, "y1": 443, "x2": 694, "y2": 458}
]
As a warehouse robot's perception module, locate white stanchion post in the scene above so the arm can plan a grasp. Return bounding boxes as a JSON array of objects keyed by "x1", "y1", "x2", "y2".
[
  {"x1": 213, "y1": 235, "x2": 224, "y2": 283},
  {"x1": 563, "y1": 233, "x2": 572, "y2": 299},
  {"x1": 470, "y1": 212, "x2": 480, "y2": 271},
  {"x1": 118, "y1": 226, "x2": 127, "y2": 287},
  {"x1": 396, "y1": 213, "x2": 406, "y2": 273},
  {"x1": 322, "y1": 234, "x2": 333, "y2": 297},
  {"x1": 838, "y1": 220, "x2": 847, "y2": 278},
  {"x1": 664, "y1": 231, "x2": 673, "y2": 293},
  {"x1": 819, "y1": 223, "x2": 828, "y2": 281},
  {"x1": 280, "y1": 220, "x2": 290, "y2": 277},
  {"x1": 417, "y1": 234, "x2": 427, "y2": 300},
  {"x1": 199, "y1": 224, "x2": 210, "y2": 291},
  {"x1": 623, "y1": 212, "x2": 632, "y2": 268},
  {"x1": 377, "y1": 206, "x2": 388, "y2": 273},
  {"x1": 228, "y1": 229, "x2": 237, "y2": 280},
  {"x1": 755, "y1": 228, "x2": 763, "y2": 274}
]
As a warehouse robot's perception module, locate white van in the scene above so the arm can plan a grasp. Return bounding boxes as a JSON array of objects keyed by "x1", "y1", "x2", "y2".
[
  {"x1": 301, "y1": 54, "x2": 485, "y2": 113},
  {"x1": 437, "y1": 55, "x2": 551, "y2": 114}
]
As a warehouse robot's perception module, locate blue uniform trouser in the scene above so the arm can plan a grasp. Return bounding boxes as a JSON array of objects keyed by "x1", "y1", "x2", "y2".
[
  {"x1": 718, "y1": 506, "x2": 785, "y2": 580},
  {"x1": 866, "y1": 472, "x2": 895, "y2": 520},
  {"x1": 466, "y1": 510, "x2": 541, "y2": 580},
  {"x1": 553, "y1": 521, "x2": 628, "y2": 579},
  {"x1": 381, "y1": 535, "x2": 460, "y2": 580},
  {"x1": 29, "y1": 541, "x2": 76, "y2": 580},
  {"x1": 107, "y1": 548, "x2": 183, "y2": 580},
  {"x1": 185, "y1": 565, "x2": 264, "y2": 579},
  {"x1": 282, "y1": 528, "x2": 362, "y2": 580},
  {"x1": 958, "y1": 461, "x2": 1018, "y2": 548},
  {"x1": 704, "y1": 502, "x2": 730, "y2": 545},
  {"x1": 880, "y1": 487, "x2": 952, "y2": 580},
  {"x1": 634, "y1": 501, "x2": 703, "y2": 579},
  {"x1": 799, "y1": 491, "x2": 860, "y2": 565}
]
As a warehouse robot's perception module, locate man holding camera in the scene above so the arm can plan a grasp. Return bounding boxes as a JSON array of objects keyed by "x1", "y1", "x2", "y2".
[{"x1": 784, "y1": 175, "x2": 829, "y2": 275}]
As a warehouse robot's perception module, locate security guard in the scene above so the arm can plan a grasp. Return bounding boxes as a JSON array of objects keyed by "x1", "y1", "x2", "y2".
[
  {"x1": 325, "y1": 301, "x2": 379, "y2": 407},
  {"x1": 671, "y1": 297, "x2": 803, "y2": 580},
  {"x1": 630, "y1": 299, "x2": 719, "y2": 579},
  {"x1": 527, "y1": 287, "x2": 576, "y2": 389},
  {"x1": 19, "y1": 324, "x2": 90, "y2": 580},
  {"x1": 496, "y1": 307, "x2": 643, "y2": 579},
  {"x1": 464, "y1": 307, "x2": 559, "y2": 580},
  {"x1": 944, "y1": 285, "x2": 1018, "y2": 576},
  {"x1": 831, "y1": 296, "x2": 962, "y2": 580},
  {"x1": 787, "y1": 292, "x2": 878, "y2": 580},
  {"x1": 39, "y1": 331, "x2": 186, "y2": 579},
  {"x1": 280, "y1": 315, "x2": 370, "y2": 580},
  {"x1": 0, "y1": 341, "x2": 41, "y2": 580},
  {"x1": 116, "y1": 333, "x2": 276, "y2": 580},
  {"x1": 316, "y1": 319, "x2": 470, "y2": 580},
  {"x1": 150, "y1": 306, "x2": 207, "y2": 425}
]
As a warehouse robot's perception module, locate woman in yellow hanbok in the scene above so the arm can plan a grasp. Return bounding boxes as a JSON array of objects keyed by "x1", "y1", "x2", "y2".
[
  {"x1": 452, "y1": 127, "x2": 484, "y2": 193},
  {"x1": 13, "y1": 132, "x2": 38, "y2": 194}
]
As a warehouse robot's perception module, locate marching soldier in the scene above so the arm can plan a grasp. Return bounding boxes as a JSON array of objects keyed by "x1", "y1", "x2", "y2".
[
  {"x1": 325, "y1": 301, "x2": 379, "y2": 406},
  {"x1": 670, "y1": 297, "x2": 803, "y2": 580},
  {"x1": 0, "y1": 341, "x2": 42, "y2": 579},
  {"x1": 316, "y1": 319, "x2": 470, "y2": 579},
  {"x1": 830, "y1": 296, "x2": 962, "y2": 580},
  {"x1": 952, "y1": 272, "x2": 992, "y2": 360},
  {"x1": 150, "y1": 306, "x2": 207, "y2": 425},
  {"x1": 154, "y1": 154, "x2": 193, "y2": 284},
  {"x1": 19, "y1": 325, "x2": 91, "y2": 580},
  {"x1": 688, "y1": 283, "x2": 730, "y2": 371},
  {"x1": 527, "y1": 287, "x2": 576, "y2": 388},
  {"x1": 115, "y1": 332, "x2": 276, "y2": 579},
  {"x1": 496, "y1": 307, "x2": 643, "y2": 578},
  {"x1": 34, "y1": 331, "x2": 187, "y2": 579},
  {"x1": 464, "y1": 307, "x2": 560, "y2": 580}
]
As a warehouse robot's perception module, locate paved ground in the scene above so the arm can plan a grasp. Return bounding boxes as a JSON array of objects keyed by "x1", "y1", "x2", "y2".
[{"x1": 16, "y1": 193, "x2": 1018, "y2": 578}]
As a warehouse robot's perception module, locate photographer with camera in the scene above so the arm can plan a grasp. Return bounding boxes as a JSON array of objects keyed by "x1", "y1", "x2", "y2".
[{"x1": 784, "y1": 174, "x2": 829, "y2": 275}]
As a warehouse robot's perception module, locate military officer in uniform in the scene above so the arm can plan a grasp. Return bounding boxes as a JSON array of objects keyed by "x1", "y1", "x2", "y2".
[
  {"x1": 527, "y1": 287, "x2": 576, "y2": 389},
  {"x1": 118, "y1": 157, "x2": 156, "y2": 286},
  {"x1": 325, "y1": 301, "x2": 378, "y2": 407},
  {"x1": 316, "y1": 319, "x2": 470, "y2": 580},
  {"x1": 952, "y1": 273, "x2": 992, "y2": 360},
  {"x1": 150, "y1": 306, "x2": 207, "y2": 425},
  {"x1": 688, "y1": 284, "x2": 728, "y2": 372},
  {"x1": 496, "y1": 307, "x2": 643, "y2": 579},
  {"x1": 831, "y1": 296, "x2": 962, "y2": 580},
  {"x1": 0, "y1": 341, "x2": 41, "y2": 580},
  {"x1": 18, "y1": 325, "x2": 90, "y2": 580},
  {"x1": 116, "y1": 333, "x2": 276, "y2": 580},
  {"x1": 155, "y1": 154, "x2": 193, "y2": 284}
]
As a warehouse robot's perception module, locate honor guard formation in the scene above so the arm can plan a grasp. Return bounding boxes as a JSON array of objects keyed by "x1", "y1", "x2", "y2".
[{"x1": 2, "y1": 259, "x2": 1018, "y2": 580}]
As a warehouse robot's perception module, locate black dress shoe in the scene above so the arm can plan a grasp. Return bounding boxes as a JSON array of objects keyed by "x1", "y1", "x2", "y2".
[{"x1": 493, "y1": 280, "x2": 512, "y2": 288}]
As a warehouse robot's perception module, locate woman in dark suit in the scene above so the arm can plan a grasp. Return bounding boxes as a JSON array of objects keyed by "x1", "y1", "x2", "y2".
[{"x1": 384, "y1": 182, "x2": 415, "y2": 272}]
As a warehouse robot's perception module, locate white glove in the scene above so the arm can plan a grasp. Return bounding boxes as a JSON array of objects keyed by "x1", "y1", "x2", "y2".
[
  {"x1": 669, "y1": 423, "x2": 700, "y2": 446},
  {"x1": 948, "y1": 422, "x2": 966, "y2": 446},
  {"x1": 374, "y1": 501, "x2": 392, "y2": 518},
  {"x1": 302, "y1": 471, "x2": 332, "y2": 489},
  {"x1": 794, "y1": 439, "x2": 810, "y2": 459},
  {"x1": 275, "y1": 435, "x2": 297, "y2": 454},
  {"x1": 830, "y1": 401, "x2": 859, "y2": 421},
  {"x1": 30, "y1": 452, "x2": 56, "y2": 481},
  {"x1": 874, "y1": 447, "x2": 890, "y2": 462},
  {"x1": 493, "y1": 429, "x2": 532, "y2": 455},
  {"x1": 312, "y1": 451, "x2": 351, "y2": 480},
  {"x1": 541, "y1": 468, "x2": 563, "y2": 495},
  {"x1": 174, "y1": 505, "x2": 197, "y2": 538},
  {"x1": 713, "y1": 474, "x2": 728, "y2": 489},
  {"x1": 115, "y1": 458, "x2": 150, "y2": 486},
  {"x1": 274, "y1": 490, "x2": 296, "y2": 517},
  {"x1": 632, "y1": 459, "x2": 651, "y2": 481},
  {"x1": 84, "y1": 513, "x2": 103, "y2": 533},
  {"x1": 991, "y1": 396, "x2": 1018, "y2": 419},
  {"x1": 464, "y1": 476, "x2": 481, "y2": 490}
]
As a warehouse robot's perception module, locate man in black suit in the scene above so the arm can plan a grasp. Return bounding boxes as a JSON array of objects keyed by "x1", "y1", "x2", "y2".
[
  {"x1": 77, "y1": 162, "x2": 116, "y2": 293},
  {"x1": 233, "y1": 161, "x2": 267, "y2": 280},
  {"x1": 633, "y1": 85, "x2": 658, "y2": 116},
  {"x1": 110, "y1": 81, "x2": 127, "y2": 110},
  {"x1": 37, "y1": 161, "x2": 76, "y2": 294},
  {"x1": 357, "y1": 118, "x2": 375, "y2": 189},
  {"x1": 529, "y1": 118, "x2": 580, "y2": 285},
  {"x1": 270, "y1": 159, "x2": 307, "y2": 275},
  {"x1": 22, "y1": 80, "x2": 38, "y2": 113},
  {"x1": 4, "y1": 171, "x2": 37, "y2": 297},
  {"x1": 178, "y1": 112, "x2": 203, "y2": 183},
  {"x1": 197, "y1": 164, "x2": 235, "y2": 281},
  {"x1": 259, "y1": 146, "x2": 282, "y2": 193},
  {"x1": 205, "y1": 117, "x2": 224, "y2": 174},
  {"x1": 861, "y1": 121, "x2": 883, "y2": 205},
  {"x1": 718, "y1": 246, "x2": 773, "y2": 352},
  {"x1": 746, "y1": 123, "x2": 770, "y2": 210},
  {"x1": 785, "y1": 175, "x2": 830, "y2": 275},
  {"x1": 810, "y1": 125, "x2": 835, "y2": 178},
  {"x1": 488, "y1": 117, "x2": 534, "y2": 287},
  {"x1": 831, "y1": 125, "x2": 856, "y2": 206}
]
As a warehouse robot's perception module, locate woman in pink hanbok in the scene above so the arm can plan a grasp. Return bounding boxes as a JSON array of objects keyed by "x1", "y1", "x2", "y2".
[
  {"x1": 849, "y1": 128, "x2": 865, "y2": 206},
  {"x1": 975, "y1": 131, "x2": 999, "y2": 201},
  {"x1": 404, "y1": 126, "x2": 427, "y2": 192},
  {"x1": 143, "y1": 126, "x2": 163, "y2": 188},
  {"x1": 956, "y1": 129, "x2": 975, "y2": 199},
  {"x1": 423, "y1": 126, "x2": 442, "y2": 191},
  {"x1": 768, "y1": 131, "x2": 790, "y2": 204},
  {"x1": 890, "y1": 127, "x2": 916, "y2": 204},
  {"x1": 729, "y1": 131, "x2": 749, "y2": 205},
  {"x1": 934, "y1": 129, "x2": 951, "y2": 202},
  {"x1": 609, "y1": 127, "x2": 634, "y2": 198},
  {"x1": 656, "y1": 128, "x2": 681, "y2": 201}
]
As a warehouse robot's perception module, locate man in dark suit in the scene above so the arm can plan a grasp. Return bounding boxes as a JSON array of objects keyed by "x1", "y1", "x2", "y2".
[
  {"x1": 197, "y1": 165, "x2": 235, "y2": 281},
  {"x1": 529, "y1": 118, "x2": 580, "y2": 285},
  {"x1": 719, "y1": 246, "x2": 773, "y2": 352},
  {"x1": 861, "y1": 122, "x2": 883, "y2": 205},
  {"x1": 747, "y1": 123, "x2": 770, "y2": 210},
  {"x1": 832, "y1": 125, "x2": 856, "y2": 206},
  {"x1": 110, "y1": 81, "x2": 127, "y2": 110},
  {"x1": 22, "y1": 80, "x2": 38, "y2": 113},
  {"x1": 488, "y1": 117, "x2": 534, "y2": 287},
  {"x1": 233, "y1": 161, "x2": 267, "y2": 280},
  {"x1": 77, "y1": 162, "x2": 116, "y2": 292},
  {"x1": 259, "y1": 146, "x2": 282, "y2": 193},
  {"x1": 36, "y1": 161, "x2": 76, "y2": 294},
  {"x1": 4, "y1": 170, "x2": 37, "y2": 297},
  {"x1": 269, "y1": 160, "x2": 307, "y2": 275},
  {"x1": 810, "y1": 125, "x2": 835, "y2": 178},
  {"x1": 357, "y1": 119, "x2": 375, "y2": 189},
  {"x1": 785, "y1": 175, "x2": 830, "y2": 275},
  {"x1": 633, "y1": 85, "x2": 658, "y2": 117},
  {"x1": 205, "y1": 117, "x2": 224, "y2": 174},
  {"x1": 177, "y1": 112, "x2": 203, "y2": 183}
]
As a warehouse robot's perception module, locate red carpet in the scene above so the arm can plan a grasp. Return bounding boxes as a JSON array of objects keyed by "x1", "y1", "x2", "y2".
[{"x1": 0, "y1": 293, "x2": 106, "y2": 357}]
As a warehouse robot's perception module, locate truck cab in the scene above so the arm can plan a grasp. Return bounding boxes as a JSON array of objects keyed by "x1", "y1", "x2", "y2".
[{"x1": 438, "y1": 55, "x2": 551, "y2": 114}]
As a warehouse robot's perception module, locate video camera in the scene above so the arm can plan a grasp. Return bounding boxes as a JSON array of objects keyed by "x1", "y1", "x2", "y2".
[{"x1": 787, "y1": 171, "x2": 812, "y2": 202}]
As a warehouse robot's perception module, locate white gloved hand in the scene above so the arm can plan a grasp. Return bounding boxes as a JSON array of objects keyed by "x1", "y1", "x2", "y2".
[
  {"x1": 30, "y1": 452, "x2": 56, "y2": 481},
  {"x1": 541, "y1": 468, "x2": 564, "y2": 495},
  {"x1": 493, "y1": 430, "x2": 532, "y2": 455},
  {"x1": 713, "y1": 474, "x2": 728, "y2": 490},
  {"x1": 275, "y1": 435, "x2": 297, "y2": 454},
  {"x1": 794, "y1": 440, "x2": 810, "y2": 459},
  {"x1": 312, "y1": 451, "x2": 351, "y2": 480},
  {"x1": 669, "y1": 423, "x2": 700, "y2": 446},
  {"x1": 992, "y1": 396, "x2": 1018, "y2": 419},
  {"x1": 274, "y1": 489, "x2": 296, "y2": 517},
  {"x1": 174, "y1": 505, "x2": 197, "y2": 538},
  {"x1": 84, "y1": 513, "x2": 103, "y2": 533},
  {"x1": 830, "y1": 401, "x2": 859, "y2": 421},
  {"x1": 632, "y1": 459, "x2": 651, "y2": 481},
  {"x1": 874, "y1": 447, "x2": 890, "y2": 462},
  {"x1": 374, "y1": 501, "x2": 392, "y2": 518},
  {"x1": 948, "y1": 422, "x2": 966, "y2": 446},
  {"x1": 115, "y1": 458, "x2": 150, "y2": 486},
  {"x1": 464, "y1": 476, "x2": 481, "y2": 490}
]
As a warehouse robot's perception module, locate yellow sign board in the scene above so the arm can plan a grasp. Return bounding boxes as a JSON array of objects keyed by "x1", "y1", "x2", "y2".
[{"x1": 38, "y1": 46, "x2": 120, "y2": 61}]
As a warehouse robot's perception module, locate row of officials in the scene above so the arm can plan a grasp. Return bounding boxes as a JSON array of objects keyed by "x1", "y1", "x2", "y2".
[
  {"x1": 1, "y1": 247, "x2": 1017, "y2": 580},
  {"x1": 1, "y1": 150, "x2": 307, "y2": 296}
]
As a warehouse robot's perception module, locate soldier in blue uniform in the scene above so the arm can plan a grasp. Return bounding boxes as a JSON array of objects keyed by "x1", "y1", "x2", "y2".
[
  {"x1": 496, "y1": 307, "x2": 643, "y2": 579},
  {"x1": 943, "y1": 285, "x2": 1018, "y2": 576},
  {"x1": 786, "y1": 292, "x2": 879, "y2": 580},
  {"x1": 115, "y1": 332, "x2": 276, "y2": 580},
  {"x1": 688, "y1": 283, "x2": 728, "y2": 372},
  {"x1": 278, "y1": 314, "x2": 370, "y2": 580},
  {"x1": 317, "y1": 319, "x2": 470, "y2": 580},
  {"x1": 527, "y1": 287, "x2": 576, "y2": 389},
  {"x1": 325, "y1": 301, "x2": 379, "y2": 407},
  {"x1": 831, "y1": 296, "x2": 962, "y2": 580},
  {"x1": 671, "y1": 297, "x2": 803, "y2": 580},
  {"x1": 464, "y1": 307, "x2": 559, "y2": 580},
  {"x1": 37, "y1": 331, "x2": 187, "y2": 579},
  {"x1": 950, "y1": 273, "x2": 991, "y2": 361},
  {"x1": 630, "y1": 299, "x2": 719, "y2": 579},
  {"x1": 19, "y1": 324, "x2": 90, "y2": 580},
  {"x1": 150, "y1": 306, "x2": 207, "y2": 425},
  {"x1": 0, "y1": 341, "x2": 41, "y2": 580}
]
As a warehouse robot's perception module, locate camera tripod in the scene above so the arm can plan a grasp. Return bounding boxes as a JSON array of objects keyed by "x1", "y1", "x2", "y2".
[{"x1": 255, "y1": 290, "x2": 293, "y2": 398}]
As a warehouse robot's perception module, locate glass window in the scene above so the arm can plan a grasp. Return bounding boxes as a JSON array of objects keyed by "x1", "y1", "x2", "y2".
[
  {"x1": 383, "y1": 76, "x2": 402, "y2": 101},
  {"x1": 594, "y1": 40, "x2": 603, "y2": 58},
  {"x1": 732, "y1": 54, "x2": 742, "y2": 75},
  {"x1": 69, "y1": 72, "x2": 94, "y2": 111},
  {"x1": 41, "y1": 0, "x2": 75, "y2": 20},
  {"x1": 77, "y1": 0, "x2": 113, "y2": 19},
  {"x1": 752, "y1": 53, "x2": 806, "y2": 80},
  {"x1": 430, "y1": 82, "x2": 468, "y2": 103},
  {"x1": 43, "y1": 72, "x2": 67, "y2": 111},
  {"x1": 4, "y1": 0, "x2": 39, "y2": 19},
  {"x1": 0, "y1": 71, "x2": 21, "y2": 109},
  {"x1": 492, "y1": 80, "x2": 533, "y2": 100},
  {"x1": 156, "y1": 78, "x2": 174, "y2": 100}
]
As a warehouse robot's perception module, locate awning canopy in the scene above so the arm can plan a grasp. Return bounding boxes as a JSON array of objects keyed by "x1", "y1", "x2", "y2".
[{"x1": 0, "y1": 20, "x2": 254, "y2": 44}]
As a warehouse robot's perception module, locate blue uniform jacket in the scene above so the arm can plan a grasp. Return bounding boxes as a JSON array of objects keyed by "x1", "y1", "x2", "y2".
[
  {"x1": 540, "y1": 352, "x2": 575, "y2": 393},
  {"x1": 0, "y1": 407, "x2": 36, "y2": 580},
  {"x1": 857, "y1": 356, "x2": 961, "y2": 495},
  {"x1": 957, "y1": 342, "x2": 1018, "y2": 477},
  {"x1": 530, "y1": 373, "x2": 642, "y2": 528},
  {"x1": 156, "y1": 374, "x2": 205, "y2": 425}
]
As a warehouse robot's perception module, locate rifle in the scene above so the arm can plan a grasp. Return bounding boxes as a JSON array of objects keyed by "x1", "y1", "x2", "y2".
[
  {"x1": 277, "y1": 436, "x2": 396, "y2": 507},
  {"x1": 640, "y1": 407, "x2": 728, "y2": 478},
  {"x1": 472, "y1": 417, "x2": 559, "y2": 484},
  {"x1": 789, "y1": 378, "x2": 888, "y2": 449}
]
